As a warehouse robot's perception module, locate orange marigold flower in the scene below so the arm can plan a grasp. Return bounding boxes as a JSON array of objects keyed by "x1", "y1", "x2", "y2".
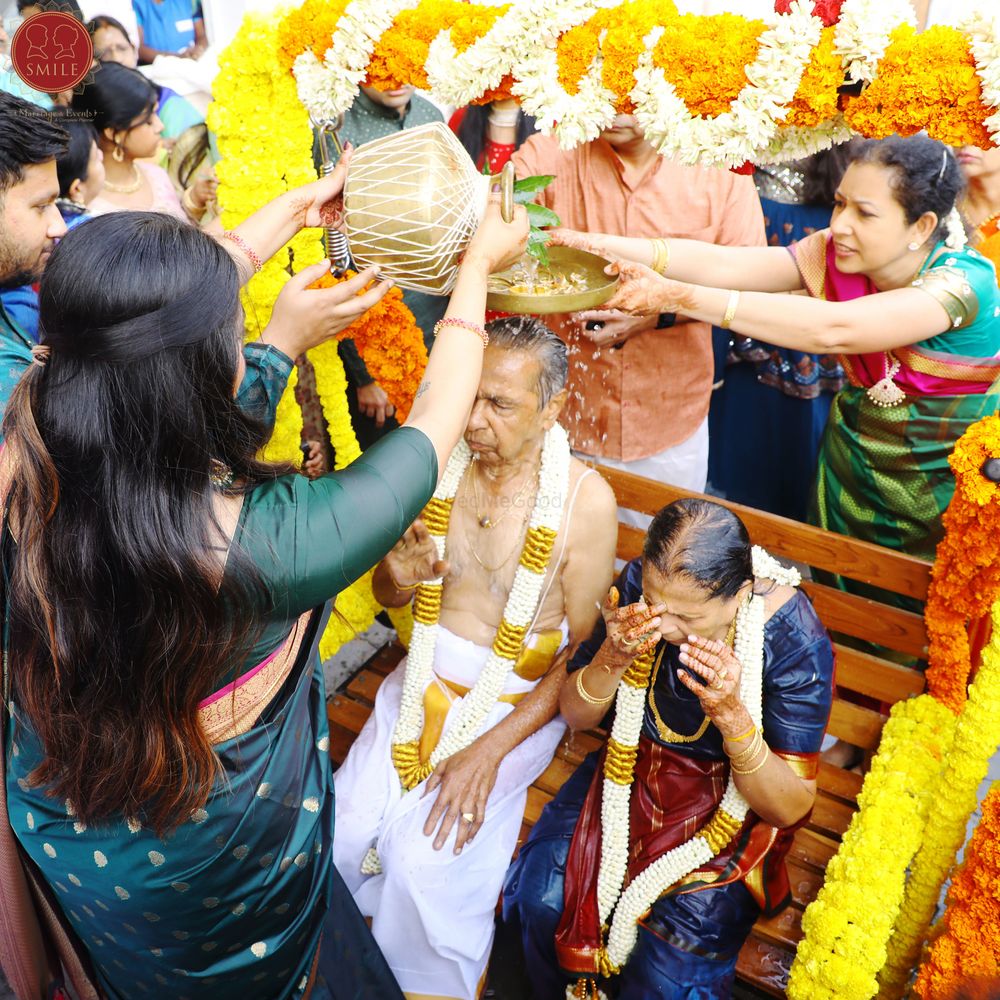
[
  {"x1": 783, "y1": 26, "x2": 842, "y2": 129},
  {"x1": 843, "y1": 26, "x2": 993, "y2": 149},
  {"x1": 277, "y1": 0, "x2": 348, "y2": 74},
  {"x1": 366, "y1": 0, "x2": 466, "y2": 92}
]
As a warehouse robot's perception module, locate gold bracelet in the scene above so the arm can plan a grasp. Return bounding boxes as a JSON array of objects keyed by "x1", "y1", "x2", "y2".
[
  {"x1": 575, "y1": 667, "x2": 615, "y2": 707},
  {"x1": 182, "y1": 185, "x2": 207, "y2": 219},
  {"x1": 728, "y1": 723, "x2": 757, "y2": 744},
  {"x1": 387, "y1": 569, "x2": 420, "y2": 592},
  {"x1": 727, "y1": 731, "x2": 763, "y2": 769},
  {"x1": 720, "y1": 289, "x2": 740, "y2": 330},
  {"x1": 732, "y1": 746, "x2": 770, "y2": 776},
  {"x1": 649, "y1": 238, "x2": 671, "y2": 275}
]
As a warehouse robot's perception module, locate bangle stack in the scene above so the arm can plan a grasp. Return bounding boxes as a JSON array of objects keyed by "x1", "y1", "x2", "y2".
[
  {"x1": 433, "y1": 317, "x2": 489, "y2": 349},
  {"x1": 726, "y1": 726, "x2": 770, "y2": 775},
  {"x1": 575, "y1": 667, "x2": 615, "y2": 706},
  {"x1": 388, "y1": 569, "x2": 420, "y2": 593},
  {"x1": 222, "y1": 231, "x2": 263, "y2": 274},
  {"x1": 649, "y1": 237, "x2": 671, "y2": 275}
]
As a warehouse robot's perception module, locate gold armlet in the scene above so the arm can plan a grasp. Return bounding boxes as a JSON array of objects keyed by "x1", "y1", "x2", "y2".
[{"x1": 911, "y1": 266, "x2": 979, "y2": 330}]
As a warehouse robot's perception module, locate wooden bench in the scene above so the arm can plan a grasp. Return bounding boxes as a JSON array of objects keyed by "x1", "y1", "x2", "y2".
[{"x1": 327, "y1": 465, "x2": 931, "y2": 997}]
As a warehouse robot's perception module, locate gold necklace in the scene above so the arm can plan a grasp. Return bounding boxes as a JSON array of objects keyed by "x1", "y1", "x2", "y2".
[
  {"x1": 469, "y1": 519, "x2": 529, "y2": 573},
  {"x1": 103, "y1": 163, "x2": 143, "y2": 194},
  {"x1": 471, "y1": 459, "x2": 534, "y2": 530},
  {"x1": 647, "y1": 599, "x2": 742, "y2": 745}
]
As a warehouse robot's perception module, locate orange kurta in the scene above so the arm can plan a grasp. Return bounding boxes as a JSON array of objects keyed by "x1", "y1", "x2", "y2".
[{"x1": 511, "y1": 135, "x2": 766, "y2": 462}]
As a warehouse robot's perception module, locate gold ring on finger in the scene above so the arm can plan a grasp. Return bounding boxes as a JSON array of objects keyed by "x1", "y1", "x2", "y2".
[
  {"x1": 621, "y1": 637, "x2": 639, "y2": 650},
  {"x1": 713, "y1": 678, "x2": 725, "y2": 690},
  {"x1": 718, "y1": 669, "x2": 728, "y2": 681},
  {"x1": 461, "y1": 812, "x2": 476, "y2": 823}
]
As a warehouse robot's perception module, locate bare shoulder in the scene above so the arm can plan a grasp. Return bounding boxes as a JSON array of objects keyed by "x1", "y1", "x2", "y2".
[{"x1": 567, "y1": 459, "x2": 617, "y2": 524}]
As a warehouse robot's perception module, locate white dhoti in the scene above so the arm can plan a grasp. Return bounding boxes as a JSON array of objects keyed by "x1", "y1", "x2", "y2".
[{"x1": 333, "y1": 626, "x2": 567, "y2": 999}]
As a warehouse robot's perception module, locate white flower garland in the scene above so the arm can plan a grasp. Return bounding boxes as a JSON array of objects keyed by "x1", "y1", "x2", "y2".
[
  {"x1": 597, "y1": 548, "x2": 800, "y2": 971},
  {"x1": 833, "y1": 0, "x2": 915, "y2": 86},
  {"x1": 964, "y1": 9, "x2": 1000, "y2": 144},
  {"x1": 292, "y1": 0, "x2": 420, "y2": 122},
  {"x1": 630, "y1": 1, "x2": 824, "y2": 169},
  {"x1": 426, "y1": 0, "x2": 605, "y2": 111},
  {"x1": 391, "y1": 424, "x2": 571, "y2": 775}
]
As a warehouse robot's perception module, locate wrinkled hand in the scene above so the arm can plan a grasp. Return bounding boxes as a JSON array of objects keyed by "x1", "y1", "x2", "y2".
[
  {"x1": 601, "y1": 586, "x2": 665, "y2": 661},
  {"x1": 604, "y1": 259, "x2": 697, "y2": 317},
  {"x1": 464, "y1": 198, "x2": 529, "y2": 274},
  {"x1": 357, "y1": 381, "x2": 394, "y2": 427},
  {"x1": 383, "y1": 519, "x2": 450, "y2": 589},
  {"x1": 571, "y1": 308, "x2": 656, "y2": 348},
  {"x1": 264, "y1": 261, "x2": 391, "y2": 358},
  {"x1": 422, "y1": 740, "x2": 502, "y2": 852},
  {"x1": 678, "y1": 636, "x2": 745, "y2": 731},
  {"x1": 302, "y1": 440, "x2": 325, "y2": 479}
]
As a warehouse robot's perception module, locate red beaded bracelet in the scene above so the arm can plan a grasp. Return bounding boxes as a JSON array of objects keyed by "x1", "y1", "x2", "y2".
[
  {"x1": 433, "y1": 317, "x2": 489, "y2": 348},
  {"x1": 222, "y1": 231, "x2": 264, "y2": 274}
]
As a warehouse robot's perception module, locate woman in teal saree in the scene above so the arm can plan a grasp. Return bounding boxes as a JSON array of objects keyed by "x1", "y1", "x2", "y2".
[
  {"x1": 553, "y1": 135, "x2": 1000, "y2": 588},
  {"x1": 1, "y1": 161, "x2": 528, "y2": 999}
]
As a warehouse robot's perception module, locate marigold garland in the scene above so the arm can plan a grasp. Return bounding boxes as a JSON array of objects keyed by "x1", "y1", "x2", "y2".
[
  {"x1": 843, "y1": 25, "x2": 994, "y2": 148},
  {"x1": 913, "y1": 780, "x2": 1000, "y2": 997},
  {"x1": 925, "y1": 414, "x2": 1000, "y2": 713},
  {"x1": 784, "y1": 26, "x2": 842, "y2": 129},
  {"x1": 787, "y1": 695, "x2": 957, "y2": 1000}
]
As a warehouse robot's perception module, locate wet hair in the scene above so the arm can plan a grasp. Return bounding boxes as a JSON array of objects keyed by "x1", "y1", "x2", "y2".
[
  {"x1": 454, "y1": 105, "x2": 538, "y2": 169},
  {"x1": 3, "y1": 211, "x2": 286, "y2": 836},
  {"x1": 71, "y1": 60, "x2": 157, "y2": 135},
  {"x1": 485, "y1": 315, "x2": 568, "y2": 409},
  {"x1": 47, "y1": 107, "x2": 98, "y2": 198},
  {"x1": 643, "y1": 499, "x2": 753, "y2": 600},
  {"x1": 0, "y1": 91, "x2": 68, "y2": 196},
  {"x1": 848, "y1": 134, "x2": 965, "y2": 243}
]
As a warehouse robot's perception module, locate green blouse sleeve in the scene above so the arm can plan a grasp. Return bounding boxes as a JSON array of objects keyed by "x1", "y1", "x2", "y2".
[
  {"x1": 237, "y1": 426, "x2": 438, "y2": 618},
  {"x1": 917, "y1": 247, "x2": 1000, "y2": 357}
]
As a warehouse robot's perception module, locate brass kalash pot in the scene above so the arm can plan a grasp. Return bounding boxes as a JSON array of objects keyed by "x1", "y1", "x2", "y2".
[{"x1": 334, "y1": 120, "x2": 617, "y2": 313}]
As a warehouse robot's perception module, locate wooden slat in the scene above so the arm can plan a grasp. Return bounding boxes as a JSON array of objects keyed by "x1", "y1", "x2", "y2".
[
  {"x1": 346, "y1": 670, "x2": 384, "y2": 705},
  {"x1": 802, "y1": 581, "x2": 927, "y2": 658},
  {"x1": 787, "y1": 827, "x2": 840, "y2": 872},
  {"x1": 786, "y1": 858, "x2": 825, "y2": 909},
  {"x1": 596, "y1": 465, "x2": 931, "y2": 601},
  {"x1": 826, "y1": 699, "x2": 886, "y2": 749},
  {"x1": 833, "y1": 643, "x2": 925, "y2": 703},
  {"x1": 817, "y1": 761, "x2": 863, "y2": 803},
  {"x1": 328, "y1": 726, "x2": 356, "y2": 767},
  {"x1": 736, "y1": 934, "x2": 794, "y2": 998},
  {"x1": 808, "y1": 791, "x2": 855, "y2": 840},
  {"x1": 523, "y1": 785, "x2": 551, "y2": 827},
  {"x1": 326, "y1": 695, "x2": 371, "y2": 737},
  {"x1": 533, "y1": 755, "x2": 579, "y2": 798}
]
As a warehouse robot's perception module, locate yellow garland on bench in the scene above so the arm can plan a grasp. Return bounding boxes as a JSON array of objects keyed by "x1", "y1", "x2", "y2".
[{"x1": 787, "y1": 694, "x2": 956, "y2": 1000}]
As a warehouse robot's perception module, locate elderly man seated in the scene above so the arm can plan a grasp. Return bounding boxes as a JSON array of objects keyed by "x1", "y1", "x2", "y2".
[{"x1": 333, "y1": 315, "x2": 619, "y2": 1000}]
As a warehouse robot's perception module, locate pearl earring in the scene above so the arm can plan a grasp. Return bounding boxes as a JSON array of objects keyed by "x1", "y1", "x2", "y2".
[{"x1": 908, "y1": 242, "x2": 920, "y2": 252}]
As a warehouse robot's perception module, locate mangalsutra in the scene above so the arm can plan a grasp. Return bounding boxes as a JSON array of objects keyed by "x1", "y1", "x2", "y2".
[{"x1": 469, "y1": 518, "x2": 529, "y2": 573}]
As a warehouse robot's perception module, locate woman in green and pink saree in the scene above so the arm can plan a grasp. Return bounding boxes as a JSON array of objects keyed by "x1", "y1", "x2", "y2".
[{"x1": 556, "y1": 134, "x2": 1000, "y2": 606}]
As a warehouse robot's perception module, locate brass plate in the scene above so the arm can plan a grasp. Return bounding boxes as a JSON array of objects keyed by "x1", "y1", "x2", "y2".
[{"x1": 486, "y1": 246, "x2": 619, "y2": 315}]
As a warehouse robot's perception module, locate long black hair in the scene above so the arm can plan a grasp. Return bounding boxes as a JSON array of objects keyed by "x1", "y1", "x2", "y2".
[
  {"x1": 643, "y1": 499, "x2": 752, "y2": 600},
  {"x1": 47, "y1": 107, "x2": 98, "y2": 198},
  {"x1": 454, "y1": 105, "x2": 537, "y2": 169},
  {"x1": 849, "y1": 134, "x2": 966, "y2": 243},
  {"x1": 71, "y1": 60, "x2": 157, "y2": 136},
  {"x1": 3, "y1": 212, "x2": 283, "y2": 835}
]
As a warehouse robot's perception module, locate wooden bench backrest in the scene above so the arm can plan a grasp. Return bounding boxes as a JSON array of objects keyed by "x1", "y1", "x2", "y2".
[{"x1": 594, "y1": 466, "x2": 932, "y2": 751}]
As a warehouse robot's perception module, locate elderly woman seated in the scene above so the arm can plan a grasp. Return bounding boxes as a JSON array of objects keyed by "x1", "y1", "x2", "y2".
[{"x1": 502, "y1": 498, "x2": 834, "y2": 999}]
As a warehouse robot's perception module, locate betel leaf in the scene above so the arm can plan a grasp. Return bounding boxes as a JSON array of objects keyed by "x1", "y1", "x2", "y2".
[
  {"x1": 513, "y1": 174, "x2": 555, "y2": 200},
  {"x1": 525, "y1": 202, "x2": 561, "y2": 229}
]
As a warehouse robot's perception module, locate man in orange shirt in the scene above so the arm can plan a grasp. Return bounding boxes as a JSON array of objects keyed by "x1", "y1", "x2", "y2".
[{"x1": 512, "y1": 116, "x2": 766, "y2": 499}]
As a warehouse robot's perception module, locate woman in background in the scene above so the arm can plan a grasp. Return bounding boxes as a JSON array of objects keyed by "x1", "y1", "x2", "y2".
[
  {"x1": 959, "y1": 143, "x2": 1000, "y2": 283},
  {"x1": 450, "y1": 98, "x2": 537, "y2": 174},
  {"x1": 709, "y1": 145, "x2": 854, "y2": 521}
]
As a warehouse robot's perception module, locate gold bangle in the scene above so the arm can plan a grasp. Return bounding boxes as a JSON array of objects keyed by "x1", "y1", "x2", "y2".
[
  {"x1": 727, "y1": 731, "x2": 763, "y2": 769},
  {"x1": 721, "y1": 289, "x2": 740, "y2": 330},
  {"x1": 732, "y1": 746, "x2": 770, "y2": 776},
  {"x1": 728, "y1": 723, "x2": 757, "y2": 744},
  {"x1": 649, "y1": 238, "x2": 670, "y2": 276},
  {"x1": 575, "y1": 667, "x2": 615, "y2": 707},
  {"x1": 387, "y1": 569, "x2": 420, "y2": 592},
  {"x1": 182, "y1": 185, "x2": 207, "y2": 219}
]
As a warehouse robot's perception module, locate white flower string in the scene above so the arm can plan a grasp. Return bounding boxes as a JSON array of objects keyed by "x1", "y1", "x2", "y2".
[
  {"x1": 964, "y1": 9, "x2": 1000, "y2": 145},
  {"x1": 945, "y1": 207, "x2": 969, "y2": 251},
  {"x1": 590, "y1": 548, "x2": 800, "y2": 975},
  {"x1": 833, "y1": 0, "x2": 915, "y2": 87},
  {"x1": 630, "y1": 1, "x2": 824, "y2": 169},
  {"x1": 389, "y1": 425, "x2": 571, "y2": 790},
  {"x1": 292, "y1": 0, "x2": 420, "y2": 121}
]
